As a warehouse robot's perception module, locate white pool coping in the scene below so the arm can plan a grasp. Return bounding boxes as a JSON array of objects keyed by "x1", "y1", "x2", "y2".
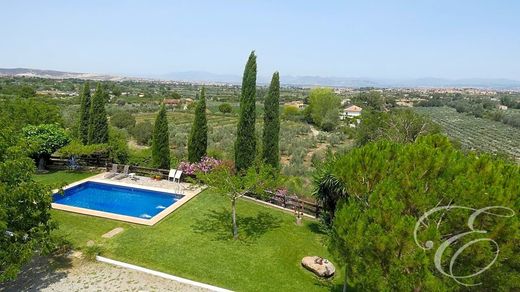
[
  {"x1": 96, "y1": 256, "x2": 232, "y2": 292},
  {"x1": 51, "y1": 172, "x2": 205, "y2": 226}
]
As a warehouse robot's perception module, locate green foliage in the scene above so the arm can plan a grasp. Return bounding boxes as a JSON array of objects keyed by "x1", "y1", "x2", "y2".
[
  {"x1": 218, "y1": 103, "x2": 233, "y2": 114},
  {"x1": 58, "y1": 140, "x2": 108, "y2": 158},
  {"x1": 356, "y1": 108, "x2": 440, "y2": 146},
  {"x1": 318, "y1": 135, "x2": 520, "y2": 290},
  {"x1": 83, "y1": 244, "x2": 105, "y2": 261},
  {"x1": 130, "y1": 121, "x2": 153, "y2": 145},
  {"x1": 128, "y1": 148, "x2": 153, "y2": 167},
  {"x1": 415, "y1": 107, "x2": 520, "y2": 160},
  {"x1": 88, "y1": 83, "x2": 109, "y2": 144},
  {"x1": 0, "y1": 120, "x2": 56, "y2": 282},
  {"x1": 22, "y1": 124, "x2": 70, "y2": 170},
  {"x1": 108, "y1": 127, "x2": 129, "y2": 164},
  {"x1": 281, "y1": 105, "x2": 301, "y2": 121},
  {"x1": 151, "y1": 104, "x2": 170, "y2": 169},
  {"x1": 110, "y1": 110, "x2": 136, "y2": 130},
  {"x1": 357, "y1": 90, "x2": 386, "y2": 111},
  {"x1": 235, "y1": 51, "x2": 257, "y2": 171},
  {"x1": 78, "y1": 82, "x2": 91, "y2": 144},
  {"x1": 262, "y1": 72, "x2": 280, "y2": 170},
  {"x1": 0, "y1": 98, "x2": 62, "y2": 129},
  {"x1": 196, "y1": 163, "x2": 278, "y2": 239},
  {"x1": 18, "y1": 85, "x2": 36, "y2": 98},
  {"x1": 188, "y1": 87, "x2": 208, "y2": 163},
  {"x1": 306, "y1": 88, "x2": 340, "y2": 131}
]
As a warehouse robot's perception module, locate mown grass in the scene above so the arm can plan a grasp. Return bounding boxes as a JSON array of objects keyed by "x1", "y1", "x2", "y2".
[
  {"x1": 42, "y1": 171, "x2": 341, "y2": 291},
  {"x1": 34, "y1": 170, "x2": 98, "y2": 187}
]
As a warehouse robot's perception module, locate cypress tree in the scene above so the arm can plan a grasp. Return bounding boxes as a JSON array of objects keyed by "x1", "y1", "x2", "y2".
[
  {"x1": 151, "y1": 104, "x2": 171, "y2": 169},
  {"x1": 78, "y1": 82, "x2": 91, "y2": 144},
  {"x1": 188, "y1": 87, "x2": 208, "y2": 162},
  {"x1": 235, "y1": 51, "x2": 257, "y2": 171},
  {"x1": 262, "y1": 72, "x2": 280, "y2": 170},
  {"x1": 87, "y1": 83, "x2": 109, "y2": 144}
]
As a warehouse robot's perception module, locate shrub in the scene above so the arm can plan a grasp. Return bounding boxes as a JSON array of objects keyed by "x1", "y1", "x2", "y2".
[
  {"x1": 131, "y1": 121, "x2": 153, "y2": 145},
  {"x1": 282, "y1": 106, "x2": 301, "y2": 120},
  {"x1": 110, "y1": 110, "x2": 136, "y2": 130},
  {"x1": 128, "y1": 148, "x2": 153, "y2": 167},
  {"x1": 58, "y1": 140, "x2": 108, "y2": 158},
  {"x1": 218, "y1": 103, "x2": 233, "y2": 114},
  {"x1": 108, "y1": 127, "x2": 129, "y2": 164},
  {"x1": 83, "y1": 244, "x2": 105, "y2": 261},
  {"x1": 177, "y1": 156, "x2": 223, "y2": 175}
]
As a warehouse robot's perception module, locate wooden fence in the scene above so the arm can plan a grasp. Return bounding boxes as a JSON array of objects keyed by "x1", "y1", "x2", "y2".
[
  {"x1": 49, "y1": 156, "x2": 110, "y2": 169},
  {"x1": 255, "y1": 191, "x2": 320, "y2": 218},
  {"x1": 49, "y1": 158, "x2": 322, "y2": 218}
]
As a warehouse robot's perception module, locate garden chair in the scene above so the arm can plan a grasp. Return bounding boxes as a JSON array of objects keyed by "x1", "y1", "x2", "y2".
[
  {"x1": 114, "y1": 165, "x2": 130, "y2": 180},
  {"x1": 168, "y1": 169, "x2": 177, "y2": 181},
  {"x1": 104, "y1": 164, "x2": 119, "y2": 179},
  {"x1": 173, "y1": 170, "x2": 182, "y2": 183}
]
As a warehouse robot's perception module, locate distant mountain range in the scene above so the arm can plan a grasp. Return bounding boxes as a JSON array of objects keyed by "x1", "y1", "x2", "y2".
[
  {"x1": 2, "y1": 68, "x2": 520, "y2": 89},
  {"x1": 0, "y1": 68, "x2": 128, "y2": 81}
]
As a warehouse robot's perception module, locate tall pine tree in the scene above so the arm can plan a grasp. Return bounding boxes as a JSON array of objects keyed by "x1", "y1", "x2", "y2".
[
  {"x1": 235, "y1": 51, "x2": 257, "y2": 171},
  {"x1": 87, "y1": 83, "x2": 109, "y2": 144},
  {"x1": 262, "y1": 72, "x2": 280, "y2": 170},
  {"x1": 188, "y1": 87, "x2": 208, "y2": 162},
  {"x1": 78, "y1": 82, "x2": 91, "y2": 144},
  {"x1": 151, "y1": 104, "x2": 171, "y2": 169}
]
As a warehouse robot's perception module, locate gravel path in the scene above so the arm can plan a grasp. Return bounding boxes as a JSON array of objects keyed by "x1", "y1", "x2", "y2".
[{"x1": 0, "y1": 255, "x2": 209, "y2": 292}]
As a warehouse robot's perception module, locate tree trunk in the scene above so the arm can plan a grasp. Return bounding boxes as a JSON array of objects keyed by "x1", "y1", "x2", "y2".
[
  {"x1": 343, "y1": 267, "x2": 348, "y2": 292},
  {"x1": 37, "y1": 156, "x2": 47, "y2": 172},
  {"x1": 232, "y1": 198, "x2": 238, "y2": 240}
]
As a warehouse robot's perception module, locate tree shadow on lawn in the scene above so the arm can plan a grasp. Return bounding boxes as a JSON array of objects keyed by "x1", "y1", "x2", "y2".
[
  {"x1": 191, "y1": 208, "x2": 282, "y2": 242},
  {"x1": 307, "y1": 221, "x2": 327, "y2": 235}
]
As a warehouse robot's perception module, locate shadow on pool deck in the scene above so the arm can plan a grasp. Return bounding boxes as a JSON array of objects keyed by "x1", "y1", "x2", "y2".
[
  {"x1": 191, "y1": 208, "x2": 282, "y2": 242},
  {"x1": 0, "y1": 255, "x2": 72, "y2": 292}
]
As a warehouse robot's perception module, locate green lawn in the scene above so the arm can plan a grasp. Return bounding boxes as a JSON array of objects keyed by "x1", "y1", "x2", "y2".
[
  {"x1": 42, "y1": 171, "x2": 341, "y2": 291},
  {"x1": 34, "y1": 170, "x2": 98, "y2": 187}
]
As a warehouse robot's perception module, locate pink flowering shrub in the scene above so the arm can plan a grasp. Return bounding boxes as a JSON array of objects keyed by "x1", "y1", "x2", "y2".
[{"x1": 178, "y1": 156, "x2": 223, "y2": 175}]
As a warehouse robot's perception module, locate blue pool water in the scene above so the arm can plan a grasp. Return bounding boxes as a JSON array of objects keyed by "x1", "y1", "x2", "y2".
[{"x1": 53, "y1": 181, "x2": 182, "y2": 219}]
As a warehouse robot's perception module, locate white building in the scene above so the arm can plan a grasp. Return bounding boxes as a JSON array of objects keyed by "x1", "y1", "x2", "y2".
[{"x1": 340, "y1": 105, "x2": 363, "y2": 120}]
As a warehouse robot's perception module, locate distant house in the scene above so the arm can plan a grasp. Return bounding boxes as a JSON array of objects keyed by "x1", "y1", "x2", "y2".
[
  {"x1": 284, "y1": 101, "x2": 306, "y2": 109},
  {"x1": 163, "y1": 98, "x2": 194, "y2": 110},
  {"x1": 498, "y1": 105, "x2": 508, "y2": 110},
  {"x1": 163, "y1": 98, "x2": 182, "y2": 106},
  {"x1": 340, "y1": 105, "x2": 363, "y2": 120}
]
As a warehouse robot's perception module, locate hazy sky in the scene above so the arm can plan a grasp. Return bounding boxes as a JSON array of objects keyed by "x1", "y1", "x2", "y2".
[{"x1": 1, "y1": 0, "x2": 519, "y2": 79}]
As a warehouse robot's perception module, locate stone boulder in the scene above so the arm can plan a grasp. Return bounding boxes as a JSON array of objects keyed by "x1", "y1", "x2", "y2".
[{"x1": 301, "y1": 256, "x2": 335, "y2": 278}]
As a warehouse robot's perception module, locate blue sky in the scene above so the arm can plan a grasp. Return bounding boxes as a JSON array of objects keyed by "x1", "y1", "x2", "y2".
[{"x1": 1, "y1": 0, "x2": 519, "y2": 79}]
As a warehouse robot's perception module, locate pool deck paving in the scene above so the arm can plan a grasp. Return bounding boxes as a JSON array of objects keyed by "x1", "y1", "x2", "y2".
[
  {"x1": 51, "y1": 173, "x2": 206, "y2": 226},
  {"x1": 101, "y1": 227, "x2": 125, "y2": 238}
]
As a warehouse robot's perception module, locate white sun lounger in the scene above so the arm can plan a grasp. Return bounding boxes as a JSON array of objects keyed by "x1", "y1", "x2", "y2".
[
  {"x1": 104, "y1": 164, "x2": 119, "y2": 179},
  {"x1": 173, "y1": 170, "x2": 182, "y2": 183},
  {"x1": 168, "y1": 169, "x2": 177, "y2": 181},
  {"x1": 114, "y1": 165, "x2": 130, "y2": 180}
]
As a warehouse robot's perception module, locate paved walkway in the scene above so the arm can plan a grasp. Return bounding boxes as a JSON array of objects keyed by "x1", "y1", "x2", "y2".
[{"x1": 0, "y1": 255, "x2": 209, "y2": 292}]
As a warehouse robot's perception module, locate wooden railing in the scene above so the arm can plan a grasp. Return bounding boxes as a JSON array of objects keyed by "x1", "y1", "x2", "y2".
[
  {"x1": 49, "y1": 158, "x2": 322, "y2": 218},
  {"x1": 49, "y1": 156, "x2": 110, "y2": 168},
  {"x1": 253, "y1": 190, "x2": 321, "y2": 218}
]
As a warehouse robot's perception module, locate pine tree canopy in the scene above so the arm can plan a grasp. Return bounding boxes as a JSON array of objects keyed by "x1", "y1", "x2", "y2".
[{"x1": 316, "y1": 134, "x2": 520, "y2": 290}]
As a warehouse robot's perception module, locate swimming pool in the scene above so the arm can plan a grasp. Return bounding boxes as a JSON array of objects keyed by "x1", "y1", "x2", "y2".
[{"x1": 52, "y1": 181, "x2": 183, "y2": 224}]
